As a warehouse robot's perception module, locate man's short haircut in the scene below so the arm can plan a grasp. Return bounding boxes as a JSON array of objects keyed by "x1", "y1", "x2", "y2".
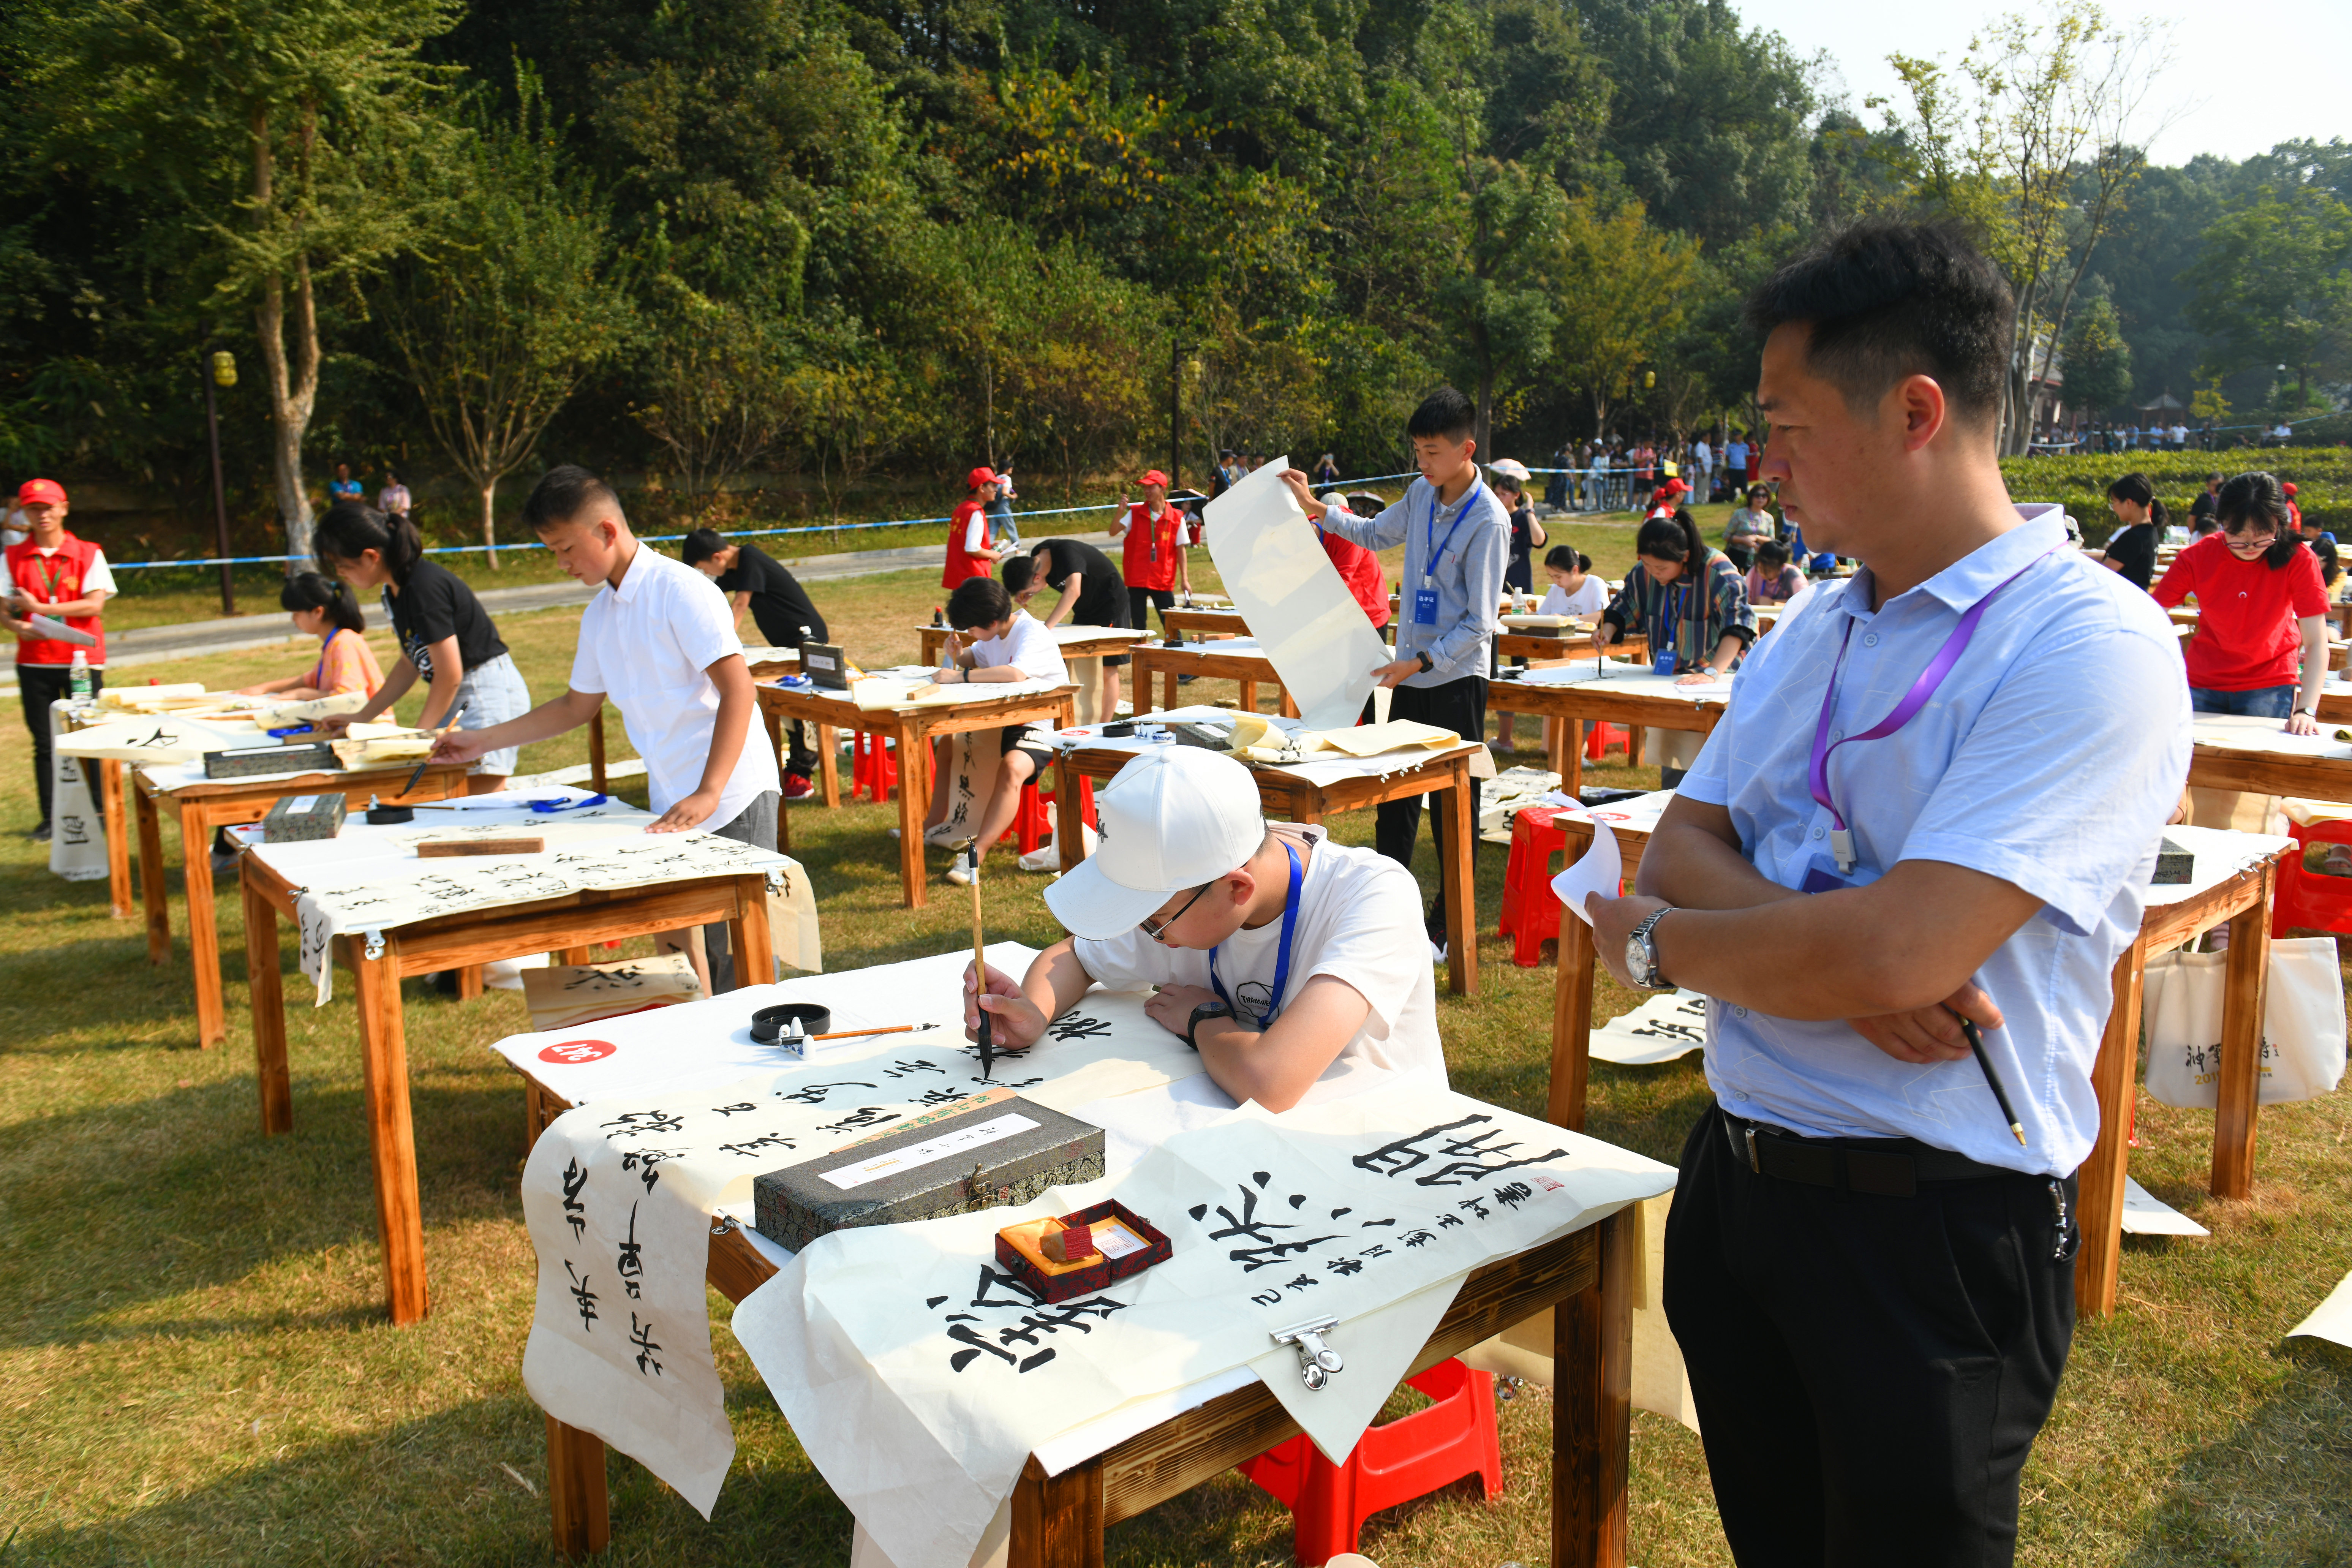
[
  {"x1": 948, "y1": 575, "x2": 1012, "y2": 630},
  {"x1": 1744, "y1": 221, "x2": 2014, "y2": 427},
  {"x1": 1405, "y1": 386, "x2": 1476, "y2": 442},
  {"x1": 681, "y1": 527, "x2": 727, "y2": 566},
  {"x1": 522, "y1": 464, "x2": 621, "y2": 532},
  {"x1": 1001, "y1": 555, "x2": 1035, "y2": 596}
]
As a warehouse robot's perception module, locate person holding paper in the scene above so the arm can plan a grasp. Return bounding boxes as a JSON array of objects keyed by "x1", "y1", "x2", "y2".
[
  {"x1": 963, "y1": 746, "x2": 1441, "y2": 1113},
  {"x1": 922, "y1": 574, "x2": 1071, "y2": 886},
  {"x1": 4, "y1": 478, "x2": 110, "y2": 841},
  {"x1": 1582, "y1": 222, "x2": 2188, "y2": 1566},
  {"x1": 1280, "y1": 387, "x2": 1510, "y2": 958}
]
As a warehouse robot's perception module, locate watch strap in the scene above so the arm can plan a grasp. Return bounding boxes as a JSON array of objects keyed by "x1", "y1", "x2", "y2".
[
  {"x1": 1187, "y1": 1000, "x2": 1233, "y2": 1049},
  {"x1": 1630, "y1": 906, "x2": 1676, "y2": 989}
]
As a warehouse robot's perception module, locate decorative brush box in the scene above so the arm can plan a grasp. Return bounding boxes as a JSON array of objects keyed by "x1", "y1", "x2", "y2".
[
  {"x1": 203, "y1": 740, "x2": 340, "y2": 779},
  {"x1": 260, "y1": 792, "x2": 348, "y2": 843}
]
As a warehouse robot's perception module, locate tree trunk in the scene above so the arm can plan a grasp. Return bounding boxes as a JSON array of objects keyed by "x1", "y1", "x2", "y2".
[
  {"x1": 480, "y1": 479, "x2": 499, "y2": 569},
  {"x1": 1475, "y1": 338, "x2": 1495, "y2": 456},
  {"x1": 251, "y1": 107, "x2": 319, "y2": 571}
]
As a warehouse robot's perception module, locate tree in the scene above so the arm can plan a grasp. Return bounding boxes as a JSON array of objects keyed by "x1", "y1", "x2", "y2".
[
  {"x1": 632, "y1": 287, "x2": 797, "y2": 519},
  {"x1": 2059, "y1": 292, "x2": 2132, "y2": 415},
  {"x1": 30, "y1": 0, "x2": 460, "y2": 566},
  {"x1": 376, "y1": 71, "x2": 628, "y2": 566},
  {"x1": 2182, "y1": 183, "x2": 2352, "y2": 409},
  {"x1": 1549, "y1": 197, "x2": 1703, "y2": 439}
]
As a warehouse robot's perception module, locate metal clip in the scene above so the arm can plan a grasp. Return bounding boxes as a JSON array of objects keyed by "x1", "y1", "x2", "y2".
[
  {"x1": 711, "y1": 1216, "x2": 739, "y2": 1238},
  {"x1": 362, "y1": 929, "x2": 386, "y2": 962},
  {"x1": 1272, "y1": 1317, "x2": 1345, "y2": 1392}
]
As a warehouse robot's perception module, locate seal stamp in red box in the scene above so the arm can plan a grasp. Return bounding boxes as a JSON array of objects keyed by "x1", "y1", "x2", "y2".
[{"x1": 995, "y1": 1199, "x2": 1172, "y2": 1303}]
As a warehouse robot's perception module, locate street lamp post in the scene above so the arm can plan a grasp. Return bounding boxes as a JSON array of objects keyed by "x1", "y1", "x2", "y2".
[{"x1": 203, "y1": 349, "x2": 236, "y2": 615}]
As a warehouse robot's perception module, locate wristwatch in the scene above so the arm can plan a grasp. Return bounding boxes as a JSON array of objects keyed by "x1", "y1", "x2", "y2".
[
  {"x1": 1186, "y1": 999, "x2": 1235, "y2": 1049},
  {"x1": 1415, "y1": 649, "x2": 1434, "y2": 674},
  {"x1": 1625, "y1": 906, "x2": 1677, "y2": 990}
]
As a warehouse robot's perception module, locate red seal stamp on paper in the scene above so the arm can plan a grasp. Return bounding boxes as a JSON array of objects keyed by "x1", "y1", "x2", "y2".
[{"x1": 538, "y1": 1038, "x2": 617, "y2": 1065}]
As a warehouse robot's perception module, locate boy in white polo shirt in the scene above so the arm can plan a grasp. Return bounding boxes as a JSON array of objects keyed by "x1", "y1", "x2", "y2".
[
  {"x1": 919, "y1": 573, "x2": 1070, "y2": 885},
  {"x1": 431, "y1": 465, "x2": 778, "y2": 990}
]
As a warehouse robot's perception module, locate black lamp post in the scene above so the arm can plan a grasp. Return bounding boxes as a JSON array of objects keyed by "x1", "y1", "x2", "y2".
[{"x1": 203, "y1": 349, "x2": 236, "y2": 615}]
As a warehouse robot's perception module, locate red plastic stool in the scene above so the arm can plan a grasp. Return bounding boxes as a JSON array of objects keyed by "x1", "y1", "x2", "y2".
[
  {"x1": 1236, "y1": 1358, "x2": 1502, "y2": 1566},
  {"x1": 1585, "y1": 720, "x2": 1627, "y2": 762},
  {"x1": 1497, "y1": 806, "x2": 1570, "y2": 967},
  {"x1": 2273, "y1": 811, "x2": 2352, "y2": 937},
  {"x1": 851, "y1": 730, "x2": 897, "y2": 803},
  {"x1": 1008, "y1": 776, "x2": 1099, "y2": 854}
]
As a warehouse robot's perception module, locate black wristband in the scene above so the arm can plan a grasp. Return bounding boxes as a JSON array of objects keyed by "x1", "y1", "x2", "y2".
[
  {"x1": 1186, "y1": 999, "x2": 1233, "y2": 1050},
  {"x1": 1415, "y1": 649, "x2": 1434, "y2": 674}
]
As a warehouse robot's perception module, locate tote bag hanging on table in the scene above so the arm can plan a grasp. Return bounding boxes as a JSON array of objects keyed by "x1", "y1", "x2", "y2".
[{"x1": 2142, "y1": 937, "x2": 2349, "y2": 1108}]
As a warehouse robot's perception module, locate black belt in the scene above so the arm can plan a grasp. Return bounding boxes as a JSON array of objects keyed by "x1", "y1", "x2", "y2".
[{"x1": 1720, "y1": 1108, "x2": 2018, "y2": 1198}]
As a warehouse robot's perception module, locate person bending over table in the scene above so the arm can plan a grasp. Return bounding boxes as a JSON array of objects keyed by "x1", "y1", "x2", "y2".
[
  {"x1": 312, "y1": 503, "x2": 531, "y2": 794},
  {"x1": 1593, "y1": 509, "x2": 1757, "y2": 786},
  {"x1": 2151, "y1": 471, "x2": 2328, "y2": 735},
  {"x1": 683, "y1": 526, "x2": 827, "y2": 800},
  {"x1": 1018, "y1": 537, "x2": 1128, "y2": 719},
  {"x1": 1585, "y1": 221, "x2": 2187, "y2": 1568},
  {"x1": 917, "y1": 574, "x2": 1072, "y2": 885},
  {"x1": 963, "y1": 747, "x2": 1440, "y2": 1116},
  {"x1": 429, "y1": 466, "x2": 778, "y2": 994}
]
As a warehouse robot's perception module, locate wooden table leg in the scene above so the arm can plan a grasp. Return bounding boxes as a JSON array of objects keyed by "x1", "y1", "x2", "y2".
[
  {"x1": 352, "y1": 936, "x2": 430, "y2": 1325},
  {"x1": 729, "y1": 872, "x2": 775, "y2": 993},
  {"x1": 101, "y1": 760, "x2": 133, "y2": 919},
  {"x1": 1441, "y1": 760, "x2": 1476, "y2": 997},
  {"x1": 588, "y1": 705, "x2": 608, "y2": 795},
  {"x1": 1239, "y1": 678, "x2": 1258, "y2": 714},
  {"x1": 182, "y1": 802, "x2": 229, "y2": 1049},
  {"x1": 1548, "y1": 906, "x2": 1599, "y2": 1131},
  {"x1": 1008, "y1": 1453, "x2": 1106, "y2": 1568},
  {"x1": 1627, "y1": 727, "x2": 1644, "y2": 768},
  {"x1": 1278, "y1": 685, "x2": 1299, "y2": 719},
  {"x1": 245, "y1": 869, "x2": 293, "y2": 1135},
  {"x1": 138, "y1": 784, "x2": 170, "y2": 964},
  {"x1": 760, "y1": 705, "x2": 783, "y2": 779},
  {"x1": 1554, "y1": 1206, "x2": 1633, "y2": 1568},
  {"x1": 1561, "y1": 718, "x2": 1585, "y2": 799},
  {"x1": 2074, "y1": 940, "x2": 2146, "y2": 1318},
  {"x1": 1056, "y1": 757, "x2": 1088, "y2": 871},
  {"x1": 547, "y1": 1414, "x2": 612, "y2": 1559},
  {"x1": 896, "y1": 718, "x2": 927, "y2": 910},
  {"x1": 455, "y1": 965, "x2": 484, "y2": 1000},
  {"x1": 2212, "y1": 867, "x2": 2274, "y2": 1200},
  {"x1": 817, "y1": 722, "x2": 841, "y2": 808}
]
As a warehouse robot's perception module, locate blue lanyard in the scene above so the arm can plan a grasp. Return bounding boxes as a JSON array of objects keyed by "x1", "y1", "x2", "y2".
[
  {"x1": 1422, "y1": 479, "x2": 1483, "y2": 584},
  {"x1": 1209, "y1": 841, "x2": 1304, "y2": 1029}
]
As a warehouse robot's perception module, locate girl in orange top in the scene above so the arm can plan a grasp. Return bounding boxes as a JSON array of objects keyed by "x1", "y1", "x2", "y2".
[{"x1": 238, "y1": 572, "x2": 385, "y2": 700}]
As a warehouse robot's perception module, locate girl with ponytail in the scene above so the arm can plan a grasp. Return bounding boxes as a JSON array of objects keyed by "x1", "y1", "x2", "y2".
[
  {"x1": 236, "y1": 571, "x2": 384, "y2": 701},
  {"x1": 2099, "y1": 472, "x2": 2164, "y2": 590},
  {"x1": 311, "y1": 499, "x2": 533, "y2": 789},
  {"x1": 1596, "y1": 505, "x2": 1758, "y2": 782}
]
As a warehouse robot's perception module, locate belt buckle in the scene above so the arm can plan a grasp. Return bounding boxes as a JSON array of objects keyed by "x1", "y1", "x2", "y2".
[{"x1": 1745, "y1": 1125, "x2": 1760, "y2": 1174}]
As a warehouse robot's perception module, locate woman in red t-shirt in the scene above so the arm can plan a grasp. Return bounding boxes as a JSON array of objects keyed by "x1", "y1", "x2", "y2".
[{"x1": 2151, "y1": 471, "x2": 2329, "y2": 734}]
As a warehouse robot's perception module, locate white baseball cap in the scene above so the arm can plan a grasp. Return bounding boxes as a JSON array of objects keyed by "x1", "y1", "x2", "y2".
[
  {"x1": 1487, "y1": 458, "x2": 1531, "y2": 482},
  {"x1": 1043, "y1": 748, "x2": 1268, "y2": 939}
]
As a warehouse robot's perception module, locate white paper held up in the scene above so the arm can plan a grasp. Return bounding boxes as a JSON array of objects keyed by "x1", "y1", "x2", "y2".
[
  {"x1": 1202, "y1": 457, "x2": 1391, "y2": 730},
  {"x1": 1549, "y1": 814, "x2": 1621, "y2": 925}
]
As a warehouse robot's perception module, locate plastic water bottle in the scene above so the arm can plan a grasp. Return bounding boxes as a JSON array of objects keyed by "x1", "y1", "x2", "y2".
[{"x1": 68, "y1": 649, "x2": 93, "y2": 701}]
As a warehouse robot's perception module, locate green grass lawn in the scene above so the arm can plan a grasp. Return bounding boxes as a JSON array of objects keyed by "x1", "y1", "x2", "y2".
[{"x1": 3, "y1": 546, "x2": 2347, "y2": 1566}]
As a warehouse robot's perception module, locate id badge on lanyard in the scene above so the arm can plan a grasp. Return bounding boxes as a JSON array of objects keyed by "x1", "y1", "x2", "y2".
[
  {"x1": 1413, "y1": 578, "x2": 1440, "y2": 626},
  {"x1": 1417, "y1": 480, "x2": 1481, "y2": 627},
  {"x1": 1652, "y1": 585, "x2": 1682, "y2": 676}
]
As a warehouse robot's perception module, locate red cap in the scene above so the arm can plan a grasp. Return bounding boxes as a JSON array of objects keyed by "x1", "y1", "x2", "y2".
[
  {"x1": 17, "y1": 478, "x2": 64, "y2": 506},
  {"x1": 2283, "y1": 482, "x2": 2298, "y2": 496},
  {"x1": 967, "y1": 466, "x2": 998, "y2": 490},
  {"x1": 1138, "y1": 469, "x2": 1170, "y2": 488},
  {"x1": 1658, "y1": 477, "x2": 1690, "y2": 496}
]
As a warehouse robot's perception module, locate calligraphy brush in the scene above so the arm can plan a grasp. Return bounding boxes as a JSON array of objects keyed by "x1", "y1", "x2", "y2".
[
  {"x1": 1953, "y1": 1012, "x2": 2028, "y2": 1147},
  {"x1": 967, "y1": 840, "x2": 994, "y2": 1079},
  {"x1": 804, "y1": 1021, "x2": 940, "y2": 1043},
  {"x1": 398, "y1": 700, "x2": 469, "y2": 799}
]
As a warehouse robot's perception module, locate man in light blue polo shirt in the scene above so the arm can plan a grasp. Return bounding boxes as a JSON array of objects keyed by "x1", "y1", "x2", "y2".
[{"x1": 1584, "y1": 223, "x2": 2189, "y2": 1564}]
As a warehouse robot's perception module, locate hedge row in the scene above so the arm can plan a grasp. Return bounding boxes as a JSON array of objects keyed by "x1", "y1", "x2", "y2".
[{"x1": 2001, "y1": 450, "x2": 2352, "y2": 544}]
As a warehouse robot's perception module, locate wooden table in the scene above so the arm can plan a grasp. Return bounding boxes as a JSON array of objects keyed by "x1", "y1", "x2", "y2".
[
  {"x1": 916, "y1": 623, "x2": 1152, "y2": 667},
  {"x1": 754, "y1": 680, "x2": 1078, "y2": 906},
  {"x1": 1054, "y1": 739, "x2": 1483, "y2": 996},
  {"x1": 134, "y1": 760, "x2": 472, "y2": 1047},
  {"x1": 1495, "y1": 631, "x2": 1646, "y2": 665},
  {"x1": 2186, "y1": 721, "x2": 2352, "y2": 800},
  {"x1": 1539, "y1": 808, "x2": 2287, "y2": 1322},
  {"x1": 1129, "y1": 640, "x2": 1298, "y2": 718},
  {"x1": 240, "y1": 847, "x2": 779, "y2": 1326},
  {"x1": 1157, "y1": 606, "x2": 1251, "y2": 640},
  {"x1": 518, "y1": 1054, "x2": 1636, "y2": 1566},
  {"x1": 1487, "y1": 675, "x2": 1730, "y2": 796}
]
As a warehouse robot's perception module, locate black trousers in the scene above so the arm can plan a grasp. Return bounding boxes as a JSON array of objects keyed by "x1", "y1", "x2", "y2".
[
  {"x1": 1125, "y1": 585, "x2": 1174, "y2": 631},
  {"x1": 20, "y1": 662, "x2": 101, "y2": 825},
  {"x1": 752, "y1": 621, "x2": 823, "y2": 778},
  {"x1": 1372, "y1": 674, "x2": 1484, "y2": 938},
  {"x1": 1664, "y1": 1107, "x2": 2077, "y2": 1567}
]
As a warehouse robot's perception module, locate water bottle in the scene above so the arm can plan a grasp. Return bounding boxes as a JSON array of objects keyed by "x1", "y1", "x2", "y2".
[{"x1": 68, "y1": 649, "x2": 93, "y2": 702}]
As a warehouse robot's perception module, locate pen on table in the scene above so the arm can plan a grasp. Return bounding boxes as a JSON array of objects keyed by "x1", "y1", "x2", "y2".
[{"x1": 1952, "y1": 1011, "x2": 2028, "y2": 1147}]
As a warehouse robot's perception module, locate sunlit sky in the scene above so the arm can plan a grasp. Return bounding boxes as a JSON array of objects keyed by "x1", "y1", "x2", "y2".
[{"x1": 1735, "y1": 0, "x2": 2352, "y2": 166}]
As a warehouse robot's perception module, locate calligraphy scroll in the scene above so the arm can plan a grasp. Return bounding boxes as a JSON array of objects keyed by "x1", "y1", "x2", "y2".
[{"x1": 46, "y1": 700, "x2": 106, "y2": 882}]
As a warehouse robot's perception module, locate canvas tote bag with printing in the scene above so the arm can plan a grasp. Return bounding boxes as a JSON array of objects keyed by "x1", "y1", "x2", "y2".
[{"x1": 2142, "y1": 937, "x2": 2348, "y2": 1108}]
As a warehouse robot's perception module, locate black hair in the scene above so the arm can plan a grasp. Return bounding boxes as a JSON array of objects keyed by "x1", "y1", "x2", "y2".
[
  {"x1": 1744, "y1": 220, "x2": 2014, "y2": 427},
  {"x1": 2217, "y1": 472, "x2": 2300, "y2": 569},
  {"x1": 1756, "y1": 540, "x2": 1791, "y2": 569},
  {"x1": 281, "y1": 570, "x2": 365, "y2": 634},
  {"x1": 314, "y1": 501, "x2": 422, "y2": 586},
  {"x1": 2105, "y1": 472, "x2": 2168, "y2": 528},
  {"x1": 1636, "y1": 511, "x2": 1706, "y2": 572},
  {"x1": 681, "y1": 527, "x2": 727, "y2": 567},
  {"x1": 1405, "y1": 386, "x2": 1476, "y2": 442},
  {"x1": 948, "y1": 575, "x2": 1012, "y2": 630},
  {"x1": 1543, "y1": 545, "x2": 1590, "y2": 574},
  {"x1": 1000, "y1": 555, "x2": 1035, "y2": 596},
  {"x1": 521, "y1": 463, "x2": 621, "y2": 532},
  {"x1": 1745, "y1": 483, "x2": 1772, "y2": 503}
]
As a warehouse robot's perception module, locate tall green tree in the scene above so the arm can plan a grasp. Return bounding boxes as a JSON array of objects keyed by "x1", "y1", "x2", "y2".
[{"x1": 2182, "y1": 182, "x2": 2352, "y2": 409}]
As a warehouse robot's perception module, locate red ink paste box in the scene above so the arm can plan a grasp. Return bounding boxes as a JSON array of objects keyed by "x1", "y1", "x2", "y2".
[{"x1": 994, "y1": 1200, "x2": 1172, "y2": 1303}]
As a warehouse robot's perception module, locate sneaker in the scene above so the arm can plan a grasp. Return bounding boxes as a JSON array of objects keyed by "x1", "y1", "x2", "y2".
[
  {"x1": 945, "y1": 861, "x2": 976, "y2": 887},
  {"x1": 29, "y1": 821, "x2": 50, "y2": 842},
  {"x1": 1429, "y1": 940, "x2": 1447, "y2": 964},
  {"x1": 782, "y1": 774, "x2": 815, "y2": 800}
]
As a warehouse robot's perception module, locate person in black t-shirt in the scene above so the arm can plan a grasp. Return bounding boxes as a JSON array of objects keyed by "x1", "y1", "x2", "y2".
[
  {"x1": 1015, "y1": 537, "x2": 1125, "y2": 716},
  {"x1": 683, "y1": 527, "x2": 828, "y2": 794},
  {"x1": 310, "y1": 502, "x2": 532, "y2": 790},
  {"x1": 2098, "y1": 473, "x2": 2162, "y2": 592},
  {"x1": 2299, "y1": 512, "x2": 2340, "y2": 591},
  {"x1": 2188, "y1": 472, "x2": 2222, "y2": 536}
]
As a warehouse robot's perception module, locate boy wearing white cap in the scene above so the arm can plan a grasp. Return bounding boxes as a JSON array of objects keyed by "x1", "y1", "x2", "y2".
[{"x1": 964, "y1": 748, "x2": 1442, "y2": 1112}]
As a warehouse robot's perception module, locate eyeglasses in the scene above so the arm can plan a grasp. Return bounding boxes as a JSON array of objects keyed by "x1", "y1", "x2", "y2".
[
  {"x1": 2222, "y1": 519, "x2": 2279, "y2": 543},
  {"x1": 1140, "y1": 883, "x2": 1213, "y2": 942}
]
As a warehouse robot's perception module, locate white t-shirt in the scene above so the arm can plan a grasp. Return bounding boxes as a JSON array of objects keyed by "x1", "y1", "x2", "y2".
[
  {"x1": 1070, "y1": 827, "x2": 1443, "y2": 1106},
  {"x1": 570, "y1": 544, "x2": 779, "y2": 824},
  {"x1": 1693, "y1": 441, "x2": 1711, "y2": 467},
  {"x1": 963, "y1": 511, "x2": 989, "y2": 552},
  {"x1": 970, "y1": 610, "x2": 1069, "y2": 685},
  {"x1": 1540, "y1": 577, "x2": 1609, "y2": 617}
]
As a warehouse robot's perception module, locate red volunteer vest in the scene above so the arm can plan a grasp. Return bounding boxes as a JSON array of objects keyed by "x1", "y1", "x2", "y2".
[
  {"x1": 1121, "y1": 502, "x2": 1181, "y2": 591},
  {"x1": 8, "y1": 533, "x2": 105, "y2": 666},
  {"x1": 943, "y1": 499, "x2": 991, "y2": 590}
]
